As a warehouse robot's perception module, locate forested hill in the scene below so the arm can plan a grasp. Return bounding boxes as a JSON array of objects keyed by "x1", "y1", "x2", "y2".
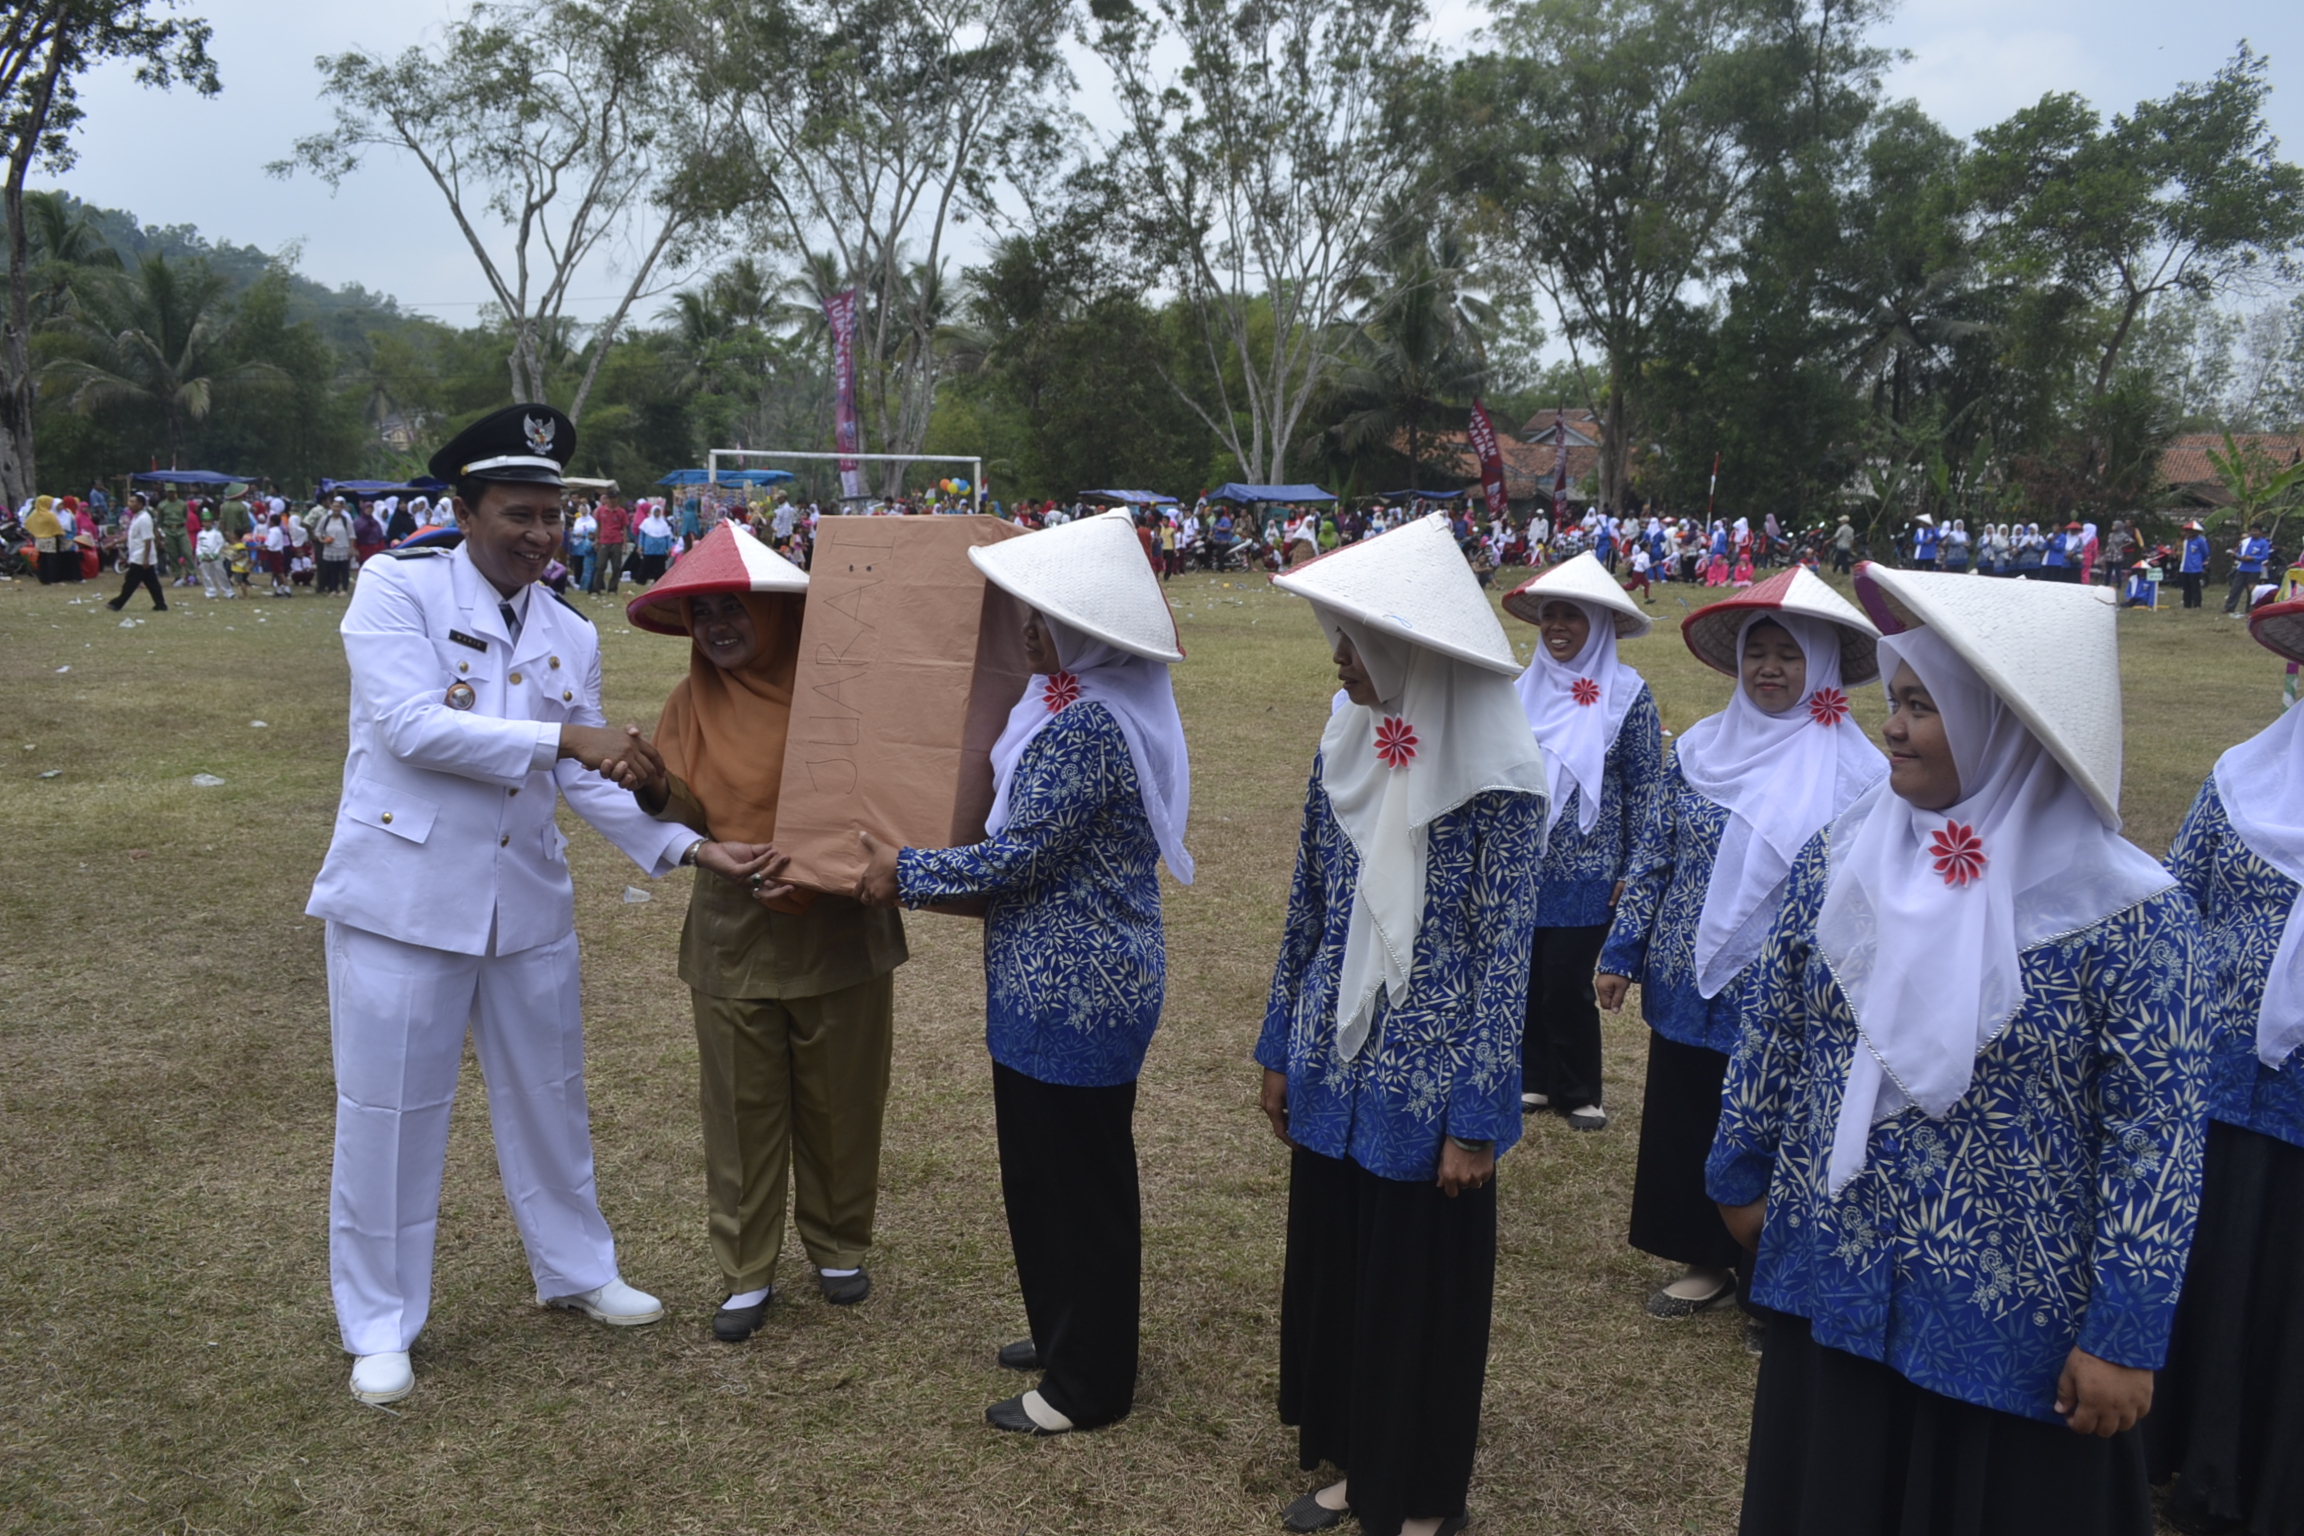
[{"x1": 26, "y1": 192, "x2": 431, "y2": 358}]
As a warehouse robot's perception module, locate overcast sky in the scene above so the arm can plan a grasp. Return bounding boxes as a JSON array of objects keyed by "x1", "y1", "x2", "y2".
[{"x1": 34, "y1": 0, "x2": 2304, "y2": 326}]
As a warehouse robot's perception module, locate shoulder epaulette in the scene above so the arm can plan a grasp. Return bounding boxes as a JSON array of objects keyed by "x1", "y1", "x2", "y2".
[
  {"x1": 384, "y1": 546, "x2": 449, "y2": 560},
  {"x1": 551, "y1": 588, "x2": 593, "y2": 622}
]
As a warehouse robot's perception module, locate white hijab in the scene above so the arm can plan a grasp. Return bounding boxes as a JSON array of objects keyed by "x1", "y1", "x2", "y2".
[
  {"x1": 985, "y1": 615, "x2": 1193, "y2": 885},
  {"x1": 1512, "y1": 599, "x2": 1643, "y2": 837},
  {"x1": 1818, "y1": 628, "x2": 2171, "y2": 1194},
  {"x1": 2212, "y1": 703, "x2": 2304, "y2": 1069},
  {"x1": 1675, "y1": 613, "x2": 1886, "y2": 999},
  {"x1": 1314, "y1": 607, "x2": 1548, "y2": 1060}
]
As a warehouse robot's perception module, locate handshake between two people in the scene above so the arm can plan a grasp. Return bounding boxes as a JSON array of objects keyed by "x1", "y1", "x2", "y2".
[{"x1": 555, "y1": 723, "x2": 904, "y2": 911}]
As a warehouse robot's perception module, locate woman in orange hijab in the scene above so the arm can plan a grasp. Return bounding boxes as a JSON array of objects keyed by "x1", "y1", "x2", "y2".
[{"x1": 610, "y1": 523, "x2": 909, "y2": 1344}]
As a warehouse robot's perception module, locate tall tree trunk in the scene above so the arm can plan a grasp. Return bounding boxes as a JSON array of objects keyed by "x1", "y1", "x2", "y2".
[{"x1": 1, "y1": 35, "x2": 68, "y2": 506}]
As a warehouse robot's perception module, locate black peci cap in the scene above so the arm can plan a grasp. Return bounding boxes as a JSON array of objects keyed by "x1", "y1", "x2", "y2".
[{"x1": 428, "y1": 403, "x2": 574, "y2": 487}]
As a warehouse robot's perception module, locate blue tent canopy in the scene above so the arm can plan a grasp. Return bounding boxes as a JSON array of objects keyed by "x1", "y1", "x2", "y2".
[
  {"x1": 131, "y1": 469, "x2": 257, "y2": 487},
  {"x1": 1083, "y1": 488, "x2": 1179, "y2": 505},
  {"x1": 1207, "y1": 482, "x2": 1335, "y2": 503},
  {"x1": 1374, "y1": 487, "x2": 1467, "y2": 501},
  {"x1": 319, "y1": 478, "x2": 449, "y2": 497},
  {"x1": 659, "y1": 468, "x2": 796, "y2": 488}
]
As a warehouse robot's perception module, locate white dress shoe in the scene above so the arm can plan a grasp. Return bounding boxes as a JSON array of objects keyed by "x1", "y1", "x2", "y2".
[
  {"x1": 541, "y1": 1278, "x2": 664, "y2": 1326},
  {"x1": 350, "y1": 1351, "x2": 413, "y2": 1404}
]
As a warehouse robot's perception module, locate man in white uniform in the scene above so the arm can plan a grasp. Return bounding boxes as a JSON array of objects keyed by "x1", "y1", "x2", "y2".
[{"x1": 307, "y1": 404, "x2": 702, "y2": 1406}]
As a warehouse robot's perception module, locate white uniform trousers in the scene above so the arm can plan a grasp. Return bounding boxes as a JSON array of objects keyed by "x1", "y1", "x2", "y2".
[{"x1": 326, "y1": 921, "x2": 620, "y2": 1355}]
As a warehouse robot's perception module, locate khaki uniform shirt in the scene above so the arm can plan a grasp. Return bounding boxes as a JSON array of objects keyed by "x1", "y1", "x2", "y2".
[{"x1": 657, "y1": 776, "x2": 907, "y2": 999}]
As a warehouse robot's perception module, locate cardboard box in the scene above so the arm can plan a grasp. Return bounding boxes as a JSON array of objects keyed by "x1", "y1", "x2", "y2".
[{"x1": 772, "y1": 515, "x2": 1032, "y2": 900}]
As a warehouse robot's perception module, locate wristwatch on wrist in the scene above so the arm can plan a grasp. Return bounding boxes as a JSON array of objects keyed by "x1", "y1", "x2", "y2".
[
  {"x1": 1447, "y1": 1135, "x2": 1493, "y2": 1154},
  {"x1": 681, "y1": 838, "x2": 706, "y2": 867}
]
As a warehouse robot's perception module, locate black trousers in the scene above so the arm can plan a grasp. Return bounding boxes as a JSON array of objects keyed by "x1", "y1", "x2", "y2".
[
  {"x1": 110, "y1": 563, "x2": 166, "y2": 610},
  {"x1": 2145, "y1": 1120, "x2": 2304, "y2": 1536},
  {"x1": 991, "y1": 1062, "x2": 1139, "y2": 1428},
  {"x1": 1742, "y1": 1312, "x2": 2152, "y2": 1536},
  {"x1": 1523, "y1": 923, "x2": 1608, "y2": 1111},
  {"x1": 1629, "y1": 1031, "x2": 1744, "y2": 1269},
  {"x1": 2181, "y1": 571, "x2": 2205, "y2": 608},
  {"x1": 318, "y1": 556, "x2": 351, "y2": 594},
  {"x1": 2225, "y1": 569, "x2": 2259, "y2": 613},
  {"x1": 1279, "y1": 1148, "x2": 1495, "y2": 1536}
]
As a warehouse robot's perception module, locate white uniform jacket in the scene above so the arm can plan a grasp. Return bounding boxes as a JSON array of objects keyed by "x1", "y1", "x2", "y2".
[{"x1": 306, "y1": 543, "x2": 692, "y2": 955}]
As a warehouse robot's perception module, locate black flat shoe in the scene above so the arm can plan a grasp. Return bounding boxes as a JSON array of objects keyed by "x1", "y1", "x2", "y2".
[
  {"x1": 985, "y1": 1393, "x2": 1063, "y2": 1436},
  {"x1": 996, "y1": 1338, "x2": 1040, "y2": 1372},
  {"x1": 712, "y1": 1289, "x2": 773, "y2": 1343},
  {"x1": 818, "y1": 1270, "x2": 871, "y2": 1306},
  {"x1": 1280, "y1": 1490, "x2": 1347, "y2": 1532}
]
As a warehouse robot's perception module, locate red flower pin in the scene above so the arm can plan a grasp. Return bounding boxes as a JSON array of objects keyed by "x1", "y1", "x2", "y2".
[
  {"x1": 1929, "y1": 821, "x2": 1986, "y2": 887},
  {"x1": 1807, "y1": 686, "x2": 1850, "y2": 727},
  {"x1": 1374, "y1": 715, "x2": 1419, "y2": 768},
  {"x1": 1043, "y1": 670, "x2": 1081, "y2": 712},
  {"x1": 1570, "y1": 677, "x2": 1601, "y2": 706}
]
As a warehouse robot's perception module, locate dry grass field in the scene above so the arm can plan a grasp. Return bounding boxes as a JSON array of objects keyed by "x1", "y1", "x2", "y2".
[{"x1": 0, "y1": 559, "x2": 2271, "y2": 1535}]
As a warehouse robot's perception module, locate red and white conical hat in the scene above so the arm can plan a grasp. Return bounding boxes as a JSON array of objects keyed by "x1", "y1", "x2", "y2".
[
  {"x1": 2249, "y1": 596, "x2": 2304, "y2": 664},
  {"x1": 1853, "y1": 562, "x2": 2125, "y2": 824},
  {"x1": 1680, "y1": 566, "x2": 1882, "y2": 685},
  {"x1": 624, "y1": 520, "x2": 808, "y2": 635},
  {"x1": 1501, "y1": 550, "x2": 1652, "y2": 637}
]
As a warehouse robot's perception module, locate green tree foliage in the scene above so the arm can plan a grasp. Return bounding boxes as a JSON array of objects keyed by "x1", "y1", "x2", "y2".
[{"x1": 3, "y1": 0, "x2": 219, "y2": 503}]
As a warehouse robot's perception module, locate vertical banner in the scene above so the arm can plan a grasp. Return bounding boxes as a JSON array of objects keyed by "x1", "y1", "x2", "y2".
[
  {"x1": 1550, "y1": 408, "x2": 1570, "y2": 526},
  {"x1": 1467, "y1": 398, "x2": 1509, "y2": 522},
  {"x1": 824, "y1": 289, "x2": 864, "y2": 499}
]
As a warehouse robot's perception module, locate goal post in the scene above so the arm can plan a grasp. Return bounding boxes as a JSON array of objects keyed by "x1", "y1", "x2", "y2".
[{"x1": 705, "y1": 448, "x2": 985, "y2": 512}]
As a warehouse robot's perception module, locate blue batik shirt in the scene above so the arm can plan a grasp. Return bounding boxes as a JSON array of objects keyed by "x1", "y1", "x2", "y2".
[
  {"x1": 1536, "y1": 684, "x2": 1664, "y2": 928},
  {"x1": 1256, "y1": 757, "x2": 1545, "y2": 1182},
  {"x1": 2237, "y1": 536, "x2": 2271, "y2": 575},
  {"x1": 2164, "y1": 778, "x2": 2304, "y2": 1149},
  {"x1": 1598, "y1": 753, "x2": 1745, "y2": 1055},
  {"x1": 2183, "y1": 535, "x2": 2209, "y2": 574},
  {"x1": 896, "y1": 701, "x2": 1164, "y2": 1088},
  {"x1": 1707, "y1": 829, "x2": 2209, "y2": 1424}
]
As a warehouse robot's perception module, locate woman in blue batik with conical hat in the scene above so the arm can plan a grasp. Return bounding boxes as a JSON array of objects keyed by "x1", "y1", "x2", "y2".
[{"x1": 1257, "y1": 513, "x2": 1550, "y2": 1536}]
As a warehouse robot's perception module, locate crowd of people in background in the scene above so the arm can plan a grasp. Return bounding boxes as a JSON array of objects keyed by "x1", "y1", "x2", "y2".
[{"x1": 12, "y1": 481, "x2": 2290, "y2": 635}]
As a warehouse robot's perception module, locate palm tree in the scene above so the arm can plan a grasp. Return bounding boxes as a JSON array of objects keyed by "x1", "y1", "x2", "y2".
[
  {"x1": 42, "y1": 254, "x2": 282, "y2": 464},
  {"x1": 19, "y1": 191, "x2": 123, "y2": 324},
  {"x1": 1324, "y1": 225, "x2": 1495, "y2": 489}
]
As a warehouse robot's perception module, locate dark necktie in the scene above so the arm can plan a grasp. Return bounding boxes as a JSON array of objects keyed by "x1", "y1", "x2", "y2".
[{"x1": 499, "y1": 599, "x2": 522, "y2": 644}]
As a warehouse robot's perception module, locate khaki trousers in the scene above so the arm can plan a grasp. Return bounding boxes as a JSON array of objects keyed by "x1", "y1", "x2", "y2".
[{"x1": 693, "y1": 973, "x2": 894, "y2": 1292}]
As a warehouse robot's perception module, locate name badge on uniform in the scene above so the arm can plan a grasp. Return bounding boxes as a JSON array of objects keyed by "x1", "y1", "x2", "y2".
[
  {"x1": 448, "y1": 630, "x2": 489, "y2": 653},
  {"x1": 445, "y1": 681, "x2": 477, "y2": 711}
]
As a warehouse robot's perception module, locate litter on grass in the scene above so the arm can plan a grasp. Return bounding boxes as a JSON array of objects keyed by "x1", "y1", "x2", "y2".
[
  {"x1": 622, "y1": 886, "x2": 653, "y2": 903},
  {"x1": 190, "y1": 774, "x2": 226, "y2": 788}
]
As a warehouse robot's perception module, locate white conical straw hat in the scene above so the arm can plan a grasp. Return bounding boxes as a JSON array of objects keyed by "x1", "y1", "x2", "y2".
[
  {"x1": 969, "y1": 508, "x2": 1183, "y2": 663},
  {"x1": 1681, "y1": 565, "x2": 1882, "y2": 685},
  {"x1": 1270, "y1": 512, "x2": 1518, "y2": 674},
  {"x1": 1501, "y1": 550, "x2": 1652, "y2": 637},
  {"x1": 1853, "y1": 562, "x2": 2125, "y2": 824}
]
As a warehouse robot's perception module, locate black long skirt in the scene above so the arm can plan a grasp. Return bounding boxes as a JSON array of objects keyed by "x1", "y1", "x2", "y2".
[
  {"x1": 1741, "y1": 1312, "x2": 2153, "y2": 1536},
  {"x1": 1278, "y1": 1147, "x2": 1495, "y2": 1536},
  {"x1": 1628, "y1": 1029, "x2": 1744, "y2": 1270},
  {"x1": 2145, "y1": 1118, "x2": 2304, "y2": 1535}
]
